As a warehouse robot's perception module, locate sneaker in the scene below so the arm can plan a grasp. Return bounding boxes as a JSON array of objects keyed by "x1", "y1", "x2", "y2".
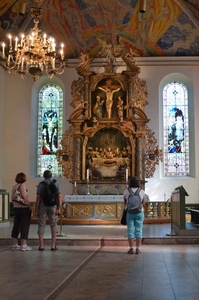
[
  {"x1": 21, "y1": 245, "x2": 32, "y2": 251},
  {"x1": 136, "y1": 248, "x2": 141, "y2": 254},
  {"x1": 127, "y1": 248, "x2": 134, "y2": 254},
  {"x1": 11, "y1": 244, "x2": 21, "y2": 251}
]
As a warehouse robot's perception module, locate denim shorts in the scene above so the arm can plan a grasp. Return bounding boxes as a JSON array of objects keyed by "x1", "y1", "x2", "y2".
[{"x1": 126, "y1": 211, "x2": 144, "y2": 239}]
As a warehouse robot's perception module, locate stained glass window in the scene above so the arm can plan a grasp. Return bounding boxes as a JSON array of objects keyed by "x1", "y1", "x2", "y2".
[
  {"x1": 163, "y1": 82, "x2": 189, "y2": 176},
  {"x1": 37, "y1": 84, "x2": 63, "y2": 177}
]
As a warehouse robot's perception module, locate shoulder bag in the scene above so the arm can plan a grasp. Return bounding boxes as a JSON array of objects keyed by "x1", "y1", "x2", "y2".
[{"x1": 12, "y1": 184, "x2": 27, "y2": 206}]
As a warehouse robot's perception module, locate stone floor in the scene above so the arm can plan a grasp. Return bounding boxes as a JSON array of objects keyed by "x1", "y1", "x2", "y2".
[
  {"x1": 0, "y1": 222, "x2": 199, "y2": 299},
  {"x1": 1, "y1": 221, "x2": 199, "y2": 247}
]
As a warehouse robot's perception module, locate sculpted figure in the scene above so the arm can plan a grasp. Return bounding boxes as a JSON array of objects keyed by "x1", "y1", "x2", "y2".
[
  {"x1": 93, "y1": 95, "x2": 104, "y2": 118},
  {"x1": 98, "y1": 79, "x2": 121, "y2": 118}
]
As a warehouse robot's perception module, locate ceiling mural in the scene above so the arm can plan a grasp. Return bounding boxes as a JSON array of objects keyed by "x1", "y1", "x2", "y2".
[{"x1": 1, "y1": 0, "x2": 199, "y2": 59}]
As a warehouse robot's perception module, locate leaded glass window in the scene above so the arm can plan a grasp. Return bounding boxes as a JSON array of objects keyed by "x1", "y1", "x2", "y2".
[
  {"x1": 37, "y1": 84, "x2": 63, "y2": 177},
  {"x1": 163, "y1": 82, "x2": 189, "y2": 176}
]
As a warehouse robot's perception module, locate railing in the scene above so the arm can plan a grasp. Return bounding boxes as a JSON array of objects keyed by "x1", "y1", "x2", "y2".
[
  {"x1": 0, "y1": 189, "x2": 10, "y2": 222},
  {"x1": 29, "y1": 200, "x2": 171, "y2": 221},
  {"x1": 144, "y1": 201, "x2": 171, "y2": 219}
]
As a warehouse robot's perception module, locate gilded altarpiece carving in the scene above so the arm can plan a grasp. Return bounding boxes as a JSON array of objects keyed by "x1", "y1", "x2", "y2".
[{"x1": 57, "y1": 56, "x2": 162, "y2": 223}]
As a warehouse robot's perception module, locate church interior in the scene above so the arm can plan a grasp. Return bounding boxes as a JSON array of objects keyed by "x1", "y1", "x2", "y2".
[
  {"x1": 1, "y1": 0, "x2": 199, "y2": 222},
  {"x1": 1, "y1": 0, "x2": 199, "y2": 299}
]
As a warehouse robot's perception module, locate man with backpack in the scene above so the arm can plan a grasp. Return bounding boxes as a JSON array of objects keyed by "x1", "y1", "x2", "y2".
[
  {"x1": 123, "y1": 176, "x2": 145, "y2": 254},
  {"x1": 35, "y1": 170, "x2": 62, "y2": 251}
]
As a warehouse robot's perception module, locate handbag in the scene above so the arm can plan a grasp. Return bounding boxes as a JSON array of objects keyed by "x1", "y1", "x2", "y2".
[
  {"x1": 121, "y1": 208, "x2": 127, "y2": 225},
  {"x1": 12, "y1": 184, "x2": 27, "y2": 206}
]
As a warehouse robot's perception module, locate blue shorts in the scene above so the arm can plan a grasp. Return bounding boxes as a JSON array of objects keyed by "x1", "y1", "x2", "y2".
[{"x1": 126, "y1": 211, "x2": 144, "y2": 239}]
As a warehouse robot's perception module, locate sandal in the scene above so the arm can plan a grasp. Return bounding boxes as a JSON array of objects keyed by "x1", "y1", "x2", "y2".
[
  {"x1": 127, "y1": 248, "x2": 134, "y2": 254},
  {"x1": 38, "y1": 247, "x2": 44, "y2": 251},
  {"x1": 51, "y1": 247, "x2": 58, "y2": 251},
  {"x1": 136, "y1": 248, "x2": 141, "y2": 254}
]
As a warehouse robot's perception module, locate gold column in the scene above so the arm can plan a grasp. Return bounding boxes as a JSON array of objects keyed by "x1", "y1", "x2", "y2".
[
  {"x1": 73, "y1": 136, "x2": 81, "y2": 181},
  {"x1": 136, "y1": 134, "x2": 145, "y2": 180},
  {"x1": 81, "y1": 71, "x2": 93, "y2": 117}
]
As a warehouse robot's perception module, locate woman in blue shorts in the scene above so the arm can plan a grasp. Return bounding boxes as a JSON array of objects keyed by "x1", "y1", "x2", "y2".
[{"x1": 123, "y1": 176, "x2": 145, "y2": 254}]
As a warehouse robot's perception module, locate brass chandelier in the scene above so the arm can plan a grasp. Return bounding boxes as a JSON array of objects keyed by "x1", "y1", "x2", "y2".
[{"x1": 0, "y1": 0, "x2": 65, "y2": 81}]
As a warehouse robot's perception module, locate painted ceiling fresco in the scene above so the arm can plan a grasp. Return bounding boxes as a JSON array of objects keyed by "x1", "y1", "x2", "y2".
[{"x1": 1, "y1": 0, "x2": 199, "y2": 59}]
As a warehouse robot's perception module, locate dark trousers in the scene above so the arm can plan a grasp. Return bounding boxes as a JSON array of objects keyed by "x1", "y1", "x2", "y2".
[{"x1": 11, "y1": 208, "x2": 31, "y2": 240}]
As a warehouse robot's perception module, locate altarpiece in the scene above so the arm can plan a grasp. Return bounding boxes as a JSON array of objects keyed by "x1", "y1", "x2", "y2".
[{"x1": 57, "y1": 50, "x2": 162, "y2": 223}]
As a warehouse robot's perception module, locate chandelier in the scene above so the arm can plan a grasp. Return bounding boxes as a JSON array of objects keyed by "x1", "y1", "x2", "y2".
[{"x1": 0, "y1": 0, "x2": 65, "y2": 81}]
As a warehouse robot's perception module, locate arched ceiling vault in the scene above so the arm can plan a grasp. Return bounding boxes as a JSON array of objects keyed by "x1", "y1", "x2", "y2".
[{"x1": 1, "y1": 0, "x2": 199, "y2": 59}]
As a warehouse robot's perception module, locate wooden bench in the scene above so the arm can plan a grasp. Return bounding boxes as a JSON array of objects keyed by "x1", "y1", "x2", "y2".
[{"x1": 188, "y1": 209, "x2": 199, "y2": 224}]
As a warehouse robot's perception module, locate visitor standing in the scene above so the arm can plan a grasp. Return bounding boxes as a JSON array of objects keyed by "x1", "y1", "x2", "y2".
[
  {"x1": 123, "y1": 176, "x2": 145, "y2": 254},
  {"x1": 35, "y1": 170, "x2": 62, "y2": 251},
  {"x1": 11, "y1": 172, "x2": 32, "y2": 251}
]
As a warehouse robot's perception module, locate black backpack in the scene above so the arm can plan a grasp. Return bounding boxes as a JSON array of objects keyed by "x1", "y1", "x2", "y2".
[
  {"x1": 127, "y1": 188, "x2": 142, "y2": 213},
  {"x1": 41, "y1": 179, "x2": 58, "y2": 207}
]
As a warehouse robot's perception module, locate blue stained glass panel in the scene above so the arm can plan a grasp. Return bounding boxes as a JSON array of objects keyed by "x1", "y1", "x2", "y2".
[
  {"x1": 37, "y1": 84, "x2": 63, "y2": 177},
  {"x1": 163, "y1": 82, "x2": 189, "y2": 176}
]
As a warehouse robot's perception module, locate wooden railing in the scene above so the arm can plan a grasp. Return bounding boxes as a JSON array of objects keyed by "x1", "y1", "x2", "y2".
[{"x1": 144, "y1": 201, "x2": 171, "y2": 219}]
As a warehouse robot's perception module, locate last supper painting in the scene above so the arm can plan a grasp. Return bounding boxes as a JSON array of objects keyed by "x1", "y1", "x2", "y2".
[{"x1": 86, "y1": 128, "x2": 131, "y2": 180}]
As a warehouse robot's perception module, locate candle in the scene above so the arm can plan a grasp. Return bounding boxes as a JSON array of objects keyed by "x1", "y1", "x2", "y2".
[
  {"x1": 126, "y1": 168, "x2": 128, "y2": 180},
  {"x1": 2, "y1": 42, "x2": 5, "y2": 59},
  {"x1": 21, "y1": 34, "x2": 24, "y2": 47},
  {"x1": 74, "y1": 182, "x2": 76, "y2": 187},
  {"x1": 86, "y1": 169, "x2": 89, "y2": 180},
  {"x1": 60, "y1": 43, "x2": 64, "y2": 59},
  {"x1": 15, "y1": 37, "x2": 18, "y2": 51},
  {"x1": 8, "y1": 34, "x2": 12, "y2": 47},
  {"x1": 43, "y1": 33, "x2": 46, "y2": 46},
  {"x1": 52, "y1": 38, "x2": 55, "y2": 51}
]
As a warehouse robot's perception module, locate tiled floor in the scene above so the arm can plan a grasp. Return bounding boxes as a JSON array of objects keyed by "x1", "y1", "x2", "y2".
[
  {"x1": 1, "y1": 244, "x2": 199, "y2": 300},
  {"x1": 0, "y1": 222, "x2": 199, "y2": 299}
]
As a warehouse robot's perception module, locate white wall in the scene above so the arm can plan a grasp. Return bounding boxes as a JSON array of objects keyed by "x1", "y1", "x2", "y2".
[
  {"x1": 0, "y1": 67, "x2": 5, "y2": 189},
  {"x1": 139, "y1": 60, "x2": 199, "y2": 203},
  {"x1": 1, "y1": 57, "x2": 199, "y2": 204}
]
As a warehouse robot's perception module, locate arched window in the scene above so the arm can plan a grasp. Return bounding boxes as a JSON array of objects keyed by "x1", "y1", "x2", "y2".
[
  {"x1": 163, "y1": 82, "x2": 189, "y2": 176},
  {"x1": 37, "y1": 84, "x2": 63, "y2": 177}
]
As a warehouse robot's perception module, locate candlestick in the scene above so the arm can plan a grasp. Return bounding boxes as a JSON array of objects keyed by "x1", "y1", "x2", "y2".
[
  {"x1": 52, "y1": 57, "x2": 55, "y2": 69},
  {"x1": 86, "y1": 181, "x2": 91, "y2": 195},
  {"x1": 21, "y1": 57, "x2": 24, "y2": 71},
  {"x1": 164, "y1": 192, "x2": 166, "y2": 201},
  {"x1": 73, "y1": 182, "x2": 77, "y2": 195}
]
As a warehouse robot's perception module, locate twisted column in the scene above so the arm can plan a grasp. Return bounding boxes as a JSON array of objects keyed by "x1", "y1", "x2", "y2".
[
  {"x1": 73, "y1": 136, "x2": 81, "y2": 180},
  {"x1": 136, "y1": 135, "x2": 145, "y2": 181}
]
